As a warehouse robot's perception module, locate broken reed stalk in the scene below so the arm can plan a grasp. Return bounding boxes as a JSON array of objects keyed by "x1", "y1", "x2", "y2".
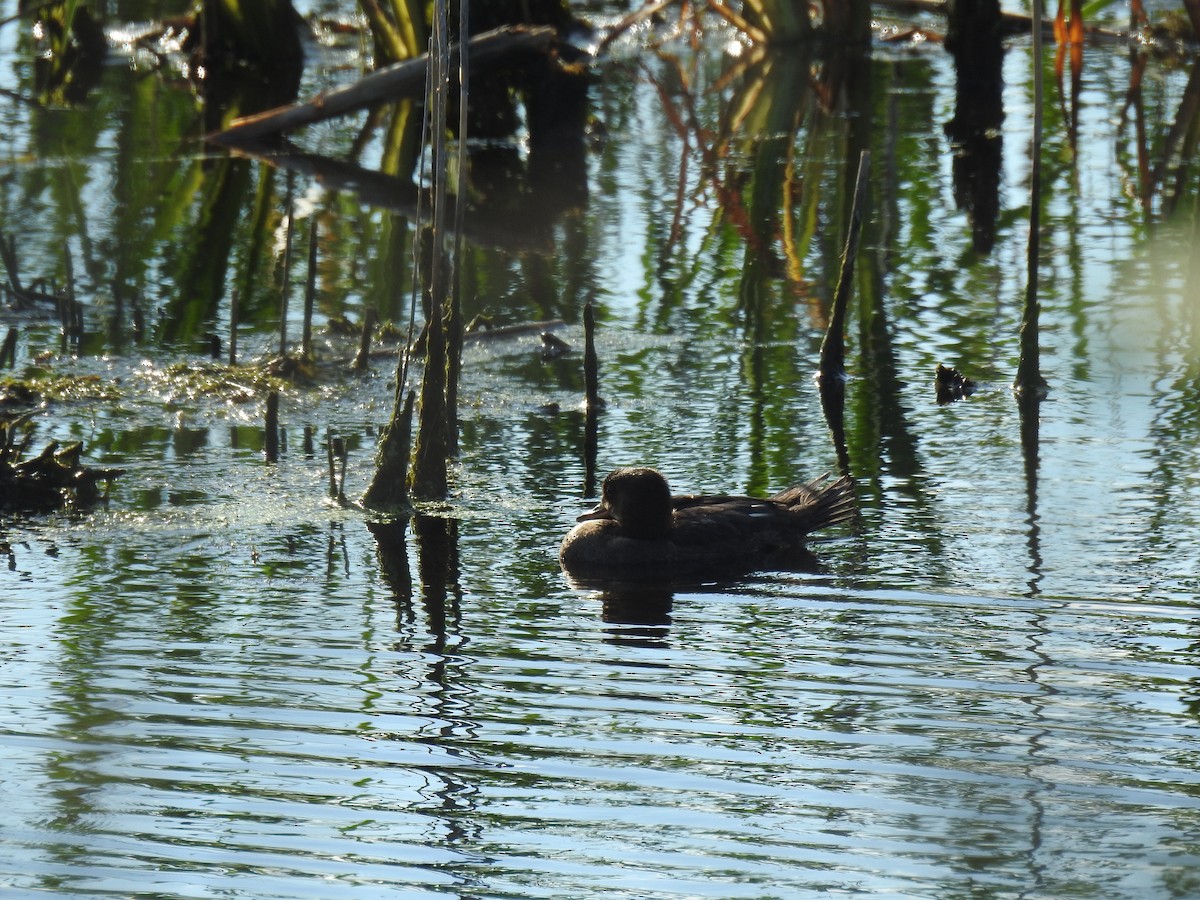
[
  {"x1": 353, "y1": 307, "x2": 377, "y2": 371},
  {"x1": 1, "y1": 327, "x2": 16, "y2": 368},
  {"x1": 362, "y1": 389, "x2": 416, "y2": 511},
  {"x1": 584, "y1": 301, "x2": 600, "y2": 410},
  {"x1": 326, "y1": 429, "x2": 337, "y2": 496},
  {"x1": 64, "y1": 243, "x2": 75, "y2": 308},
  {"x1": 279, "y1": 184, "x2": 295, "y2": 359},
  {"x1": 445, "y1": 0, "x2": 469, "y2": 456},
  {"x1": 229, "y1": 288, "x2": 239, "y2": 366},
  {"x1": 408, "y1": 0, "x2": 456, "y2": 501},
  {"x1": 325, "y1": 434, "x2": 349, "y2": 502},
  {"x1": 303, "y1": 220, "x2": 317, "y2": 359},
  {"x1": 1015, "y1": 0, "x2": 1048, "y2": 398},
  {"x1": 63, "y1": 244, "x2": 79, "y2": 347},
  {"x1": 265, "y1": 391, "x2": 280, "y2": 462},
  {"x1": 819, "y1": 150, "x2": 871, "y2": 382},
  {"x1": 410, "y1": 296, "x2": 449, "y2": 498},
  {"x1": 582, "y1": 300, "x2": 601, "y2": 497},
  {"x1": 335, "y1": 437, "x2": 348, "y2": 502}
]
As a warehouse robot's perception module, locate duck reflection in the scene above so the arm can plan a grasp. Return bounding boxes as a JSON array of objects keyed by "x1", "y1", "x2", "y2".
[{"x1": 593, "y1": 583, "x2": 675, "y2": 628}]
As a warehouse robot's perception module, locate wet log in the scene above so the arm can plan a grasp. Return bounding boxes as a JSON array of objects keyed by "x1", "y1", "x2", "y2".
[{"x1": 208, "y1": 26, "x2": 557, "y2": 146}]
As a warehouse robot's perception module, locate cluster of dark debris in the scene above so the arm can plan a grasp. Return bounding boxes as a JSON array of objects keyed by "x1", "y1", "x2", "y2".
[{"x1": 1, "y1": 416, "x2": 122, "y2": 512}]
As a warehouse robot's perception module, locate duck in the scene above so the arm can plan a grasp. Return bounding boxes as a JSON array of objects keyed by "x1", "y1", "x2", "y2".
[{"x1": 560, "y1": 466, "x2": 855, "y2": 583}]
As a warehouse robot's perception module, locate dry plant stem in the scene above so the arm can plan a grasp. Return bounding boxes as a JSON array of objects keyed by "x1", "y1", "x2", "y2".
[
  {"x1": 819, "y1": 150, "x2": 871, "y2": 381},
  {"x1": 337, "y1": 439, "x2": 348, "y2": 502},
  {"x1": 584, "y1": 301, "x2": 600, "y2": 410},
  {"x1": 354, "y1": 308, "x2": 377, "y2": 371},
  {"x1": 1016, "y1": 0, "x2": 1048, "y2": 396},
  {"x1": 302, "y1": 221, "x2": 317, "y2": 358},
  {"x1": 409, "y1": 0, "x2": 454, "y2": 500},
  {"x1": 265, "y1": 391, "x2": 280, "y2": 462},
  {"x1": 279, "y1": 190, "x2": 295, "y2": 359},
  {"x1": 446, "y1": 0, "x2": 469, "y2": 456},
  {"x1": 229, "y1": 288, "x2": 239, "y2": 365},
  {"x1": 327, "y1": 430, "x2": 337, "y2": 497}
]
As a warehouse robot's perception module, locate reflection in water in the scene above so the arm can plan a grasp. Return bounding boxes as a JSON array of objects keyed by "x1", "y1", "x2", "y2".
[
  {"x1": 369, "y1": 514, "x2": 483, "y2": 855},
  {"x1": 943, "y1": 1, "x2": 1004, "y2": 255},
  {"x1": 1019, "y1": 391, "x2": 1044, "y2": 599},
  {"x1": 413, "y1": 514, "x2": 461, "y2": 644},
  {"x1": 6, "y1": 11, "x2": 1200, "y2": 898},
  {"x1": 369, "y1": 513, "x2": 463, "y2": 644},
  {"x1": 369, "y1": 518, "x2": 412, "y2": 601},
  {"x1": 596, "y1": 584, "x2": 674, "y2": 628},
  {"x1": 1016, "y1": 385, "x2": 1056, "y2": 894}
]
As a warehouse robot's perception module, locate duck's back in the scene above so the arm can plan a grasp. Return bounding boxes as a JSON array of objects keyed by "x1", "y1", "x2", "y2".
[{"x1": 560, "y1": 474, "x2": 854, "y2": 583}]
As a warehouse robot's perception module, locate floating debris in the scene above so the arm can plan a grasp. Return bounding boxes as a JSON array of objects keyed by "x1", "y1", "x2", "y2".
[
  {"x1": 935, "y1": 364, "x2": 977, "y2": 404},
  {"x1": 540, "y1": 331, "x2": 572, "y2": 360},
  {"x1": 1, "y1": 418, "x2": 123, "y2": 511}
]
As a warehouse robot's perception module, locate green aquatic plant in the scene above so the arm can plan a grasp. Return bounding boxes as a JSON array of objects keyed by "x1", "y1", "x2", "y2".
[{"x1": 360, "y1": 0, "x2": 426, "y2": 62}]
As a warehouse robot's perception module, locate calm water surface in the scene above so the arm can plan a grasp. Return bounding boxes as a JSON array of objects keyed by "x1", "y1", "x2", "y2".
[{"x1": 4, "y1": 3, "x2": 1200, "y2": 897}]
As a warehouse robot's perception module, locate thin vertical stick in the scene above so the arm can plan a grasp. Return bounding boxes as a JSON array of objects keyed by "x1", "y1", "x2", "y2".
[
  {"x1": 446, "y1": 0, "x2": 470, "y2": 455},
  {"x1": 279, "y1": 182, "x2": 295, "y2": 359},
  {"x1": 64, "y1": 243, "x2": 75, "y2": 307},
  {"x1": 584, "y1": 301, "x2": 600, "y2": 410},
  {"x1": 410, "y1": 0, "x2": 453, "y2": 499},
  {"x1": 1016, "y1": 0, "x2": 1048, "y2": 396},
  {"x1": 229, "y1": 288, "x2": 239, "y2": 366},
  {"x1": 303, "y1": 220, "x2": 318, "y2": 359},
  {"x1": 265, "y1": 391, "x2": 280, "y2": 462},
  {"x1": 327, "y1": 430, "x2": 338, "y2": 497},
  {"x1": 1, "y1": 327, "x2": 16, "y2": 368},
  {"x1": 354, "y1": 307, "x2": 376, "y2": 370},
  {"x1": 583, "y1": 300, "x2": 601, "y2": 497},
  {"x1": 336, "y1": 439, "x2": 348, "y2": 503},
  {"x1": 819, "y1": 150, "x2": 871, "y2": 382}
]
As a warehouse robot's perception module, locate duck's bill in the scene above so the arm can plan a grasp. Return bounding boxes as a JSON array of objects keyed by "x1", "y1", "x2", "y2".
[{"x1": 576, "y1": 503, "x2": 613, "y2": 522}]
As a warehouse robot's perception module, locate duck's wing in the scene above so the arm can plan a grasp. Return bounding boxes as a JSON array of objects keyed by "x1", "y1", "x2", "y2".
[
  {"x1": 667, "y1": 496, "x2": 787, "y2": 532},
  {"x1": 671, "y1": 475, "x2": 855, "y2": 536},
  {"x1": 671, "y1": 493, "x2": 771, "y2": 512}
]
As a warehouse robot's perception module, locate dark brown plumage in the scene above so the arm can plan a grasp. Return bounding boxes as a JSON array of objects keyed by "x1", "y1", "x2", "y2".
[{"x1": 560, "y1": 467, "x2": 855, "y2": 583}]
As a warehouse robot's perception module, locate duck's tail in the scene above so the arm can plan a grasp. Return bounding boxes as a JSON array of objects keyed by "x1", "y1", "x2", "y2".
[{"x1": 772, "y1": 473, "x2": 857, "y2": 534}]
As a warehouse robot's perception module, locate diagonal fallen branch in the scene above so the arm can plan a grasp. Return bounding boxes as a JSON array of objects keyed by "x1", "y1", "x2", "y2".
[{"x1": 207, "y1": 25, "x2": 558, "y2": 147}]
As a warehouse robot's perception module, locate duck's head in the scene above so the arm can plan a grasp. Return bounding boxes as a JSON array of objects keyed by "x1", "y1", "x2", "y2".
[{"x1": 578, "y1": 466, "x2": 673, "y2": 540}]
